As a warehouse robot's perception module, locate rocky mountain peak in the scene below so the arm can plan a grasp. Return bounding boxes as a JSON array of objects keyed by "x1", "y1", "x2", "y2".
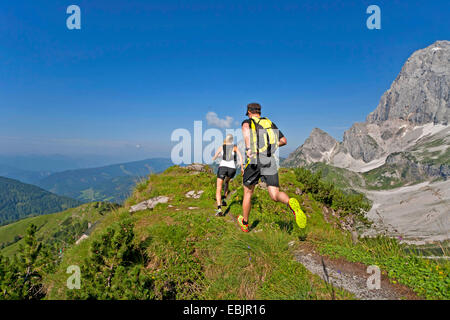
[
  {"x1": 283, "y1": 128, "x2": 338, "y2": 167},
  {"x1": 366, "y1": 40, "x2": 449, "y2": 125},
  {"x1": 308, "y1": 128, "x2": 338, "y2": 149},
  {"x1": 284, "y1": 41, "x2": 449, "y2": 171}
]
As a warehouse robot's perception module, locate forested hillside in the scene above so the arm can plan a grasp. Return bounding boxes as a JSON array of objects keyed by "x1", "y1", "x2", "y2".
[{"x1": 0, "y1": 177, "x2": 82, "y2": 225}]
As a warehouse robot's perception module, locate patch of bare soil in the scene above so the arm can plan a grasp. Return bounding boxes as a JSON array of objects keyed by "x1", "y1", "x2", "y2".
[{"x1": 294, "y1": 243, "x2": 419, "y2": 300}]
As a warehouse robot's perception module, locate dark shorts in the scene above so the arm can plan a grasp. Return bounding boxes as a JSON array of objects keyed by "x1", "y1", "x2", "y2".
[
  {"x1": 217, "y1": 166, "x2": 236, "y2": 180},
  {"x1": 243, "y1": 163, "x2": 280, "y2": 188}
]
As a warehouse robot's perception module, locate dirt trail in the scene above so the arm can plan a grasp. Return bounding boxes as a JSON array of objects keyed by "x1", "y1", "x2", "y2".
[{"x1": 294, "y1": 244, "x2": 419, "y2": 300}]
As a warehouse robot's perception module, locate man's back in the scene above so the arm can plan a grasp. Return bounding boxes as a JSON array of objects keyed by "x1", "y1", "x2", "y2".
[{"x1": 241, "y1": 116, "x2": 285, "y2": 159}]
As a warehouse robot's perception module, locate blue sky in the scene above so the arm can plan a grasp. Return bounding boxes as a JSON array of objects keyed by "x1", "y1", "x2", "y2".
[{"x1": 0, "y1": 0, "x2": 449, "y2": 162}]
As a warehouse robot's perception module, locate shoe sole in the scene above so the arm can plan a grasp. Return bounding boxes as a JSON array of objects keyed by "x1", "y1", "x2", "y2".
[
  {"x1": 237, "y1": 216, "x2": 249, "y2": 233},
  {"x1": 289, "y1": 198, "x2": 307, "y2": 229}
]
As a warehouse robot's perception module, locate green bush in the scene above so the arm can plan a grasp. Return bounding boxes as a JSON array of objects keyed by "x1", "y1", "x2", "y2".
[
  {"x1": 294, "y1": 168, "x2": 371, "y2": 223},
  {"x1": 67, "y1": 219, "x2": 156, "y2": 300},
  {"x1": 0, "y1": 224, "x2": 55, "y2": 300}
]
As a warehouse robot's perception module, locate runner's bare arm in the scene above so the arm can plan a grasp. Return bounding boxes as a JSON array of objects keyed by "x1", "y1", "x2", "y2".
[
  {"x1": 212, "y1": 145, "x2": 223, "y2": 161},
  {"x1": 279, "y1": 136, "x2": 287, "y2": 147},
  {"x1": 242, "y1": 122, "x2": 252, "y2": 157}
]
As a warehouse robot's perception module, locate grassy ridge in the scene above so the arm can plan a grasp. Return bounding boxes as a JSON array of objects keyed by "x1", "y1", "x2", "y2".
[
  {"x1": 45, "y1": 166, "x2": 351, "y2": 300},
  {"x1": 4, "y1": 165, "x2": 447, "y2": 300}
]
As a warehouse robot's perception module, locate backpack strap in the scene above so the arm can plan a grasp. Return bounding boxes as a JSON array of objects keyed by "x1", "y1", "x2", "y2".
[{"x1": 249, "y1": 118, "x2": 260, "y2": 157}]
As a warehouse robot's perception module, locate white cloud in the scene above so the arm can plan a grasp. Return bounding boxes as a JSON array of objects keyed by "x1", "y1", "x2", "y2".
[{"x1": 206, "y1": 112, "x2": 234, "y2": 128}]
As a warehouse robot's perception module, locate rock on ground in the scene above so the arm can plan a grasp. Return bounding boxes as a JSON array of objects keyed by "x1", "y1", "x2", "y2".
[
  {"x1": 75, "y1": 234, "x2": 89, "y2": 245},
  {"x1": 185, "y1": 190, "x2": 204, "y2": 199},
  {"x1": 129, "y1": 196, "x2": 169, "y2": 213},
  {"x1": 185, "y1": 163, "x2": 213, "y2": 173}
]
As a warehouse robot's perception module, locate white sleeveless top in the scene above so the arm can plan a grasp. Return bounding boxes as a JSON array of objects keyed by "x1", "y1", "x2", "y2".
[{"x1": 219, "y1": 144, "x2": 237, "y2": 169}]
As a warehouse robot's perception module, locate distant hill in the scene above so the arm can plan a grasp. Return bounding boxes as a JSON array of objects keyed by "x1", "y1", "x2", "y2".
[
  {"x1": 0, "y1": 177, "x2": 83, "y2": 225},
  {"x1": 36, "y1": 158, "x2": 173, "y2": 203},
  {"x1": 0, "y1": 164, "x2": 51, "y2": 185}
]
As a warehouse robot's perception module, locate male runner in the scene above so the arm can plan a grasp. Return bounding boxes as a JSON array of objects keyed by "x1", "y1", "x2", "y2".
[{"x1": 237, "y1": 103, "x2": 307, "y2": 232}]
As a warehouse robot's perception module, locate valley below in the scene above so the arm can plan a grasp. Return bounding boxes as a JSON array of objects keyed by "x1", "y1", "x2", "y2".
[{"x1": 363, "y1": 180, "x2": 450, "y2": 244}]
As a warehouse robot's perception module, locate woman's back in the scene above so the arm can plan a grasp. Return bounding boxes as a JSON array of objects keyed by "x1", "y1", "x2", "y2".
[{"x1": 220, "y1": 144, "x2": 236, "y2": 168}]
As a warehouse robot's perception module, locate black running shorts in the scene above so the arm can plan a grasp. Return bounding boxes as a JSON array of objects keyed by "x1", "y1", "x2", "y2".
[
  {"x1": 243, "y1": 163, "x2": 280, "y2": 188},
  {"x1": 217, "y1": 166, "x2": 236, "y2": 180}
]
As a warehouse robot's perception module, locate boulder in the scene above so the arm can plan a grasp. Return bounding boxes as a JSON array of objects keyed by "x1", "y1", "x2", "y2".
[
  {"x1": 185, "y1": 190, "x2": 204, "y2": 199},
  {"x1": 129, "y1": 196, "x2": 169, "y2": 213},
  {"x1": 185, "y1": 163, "x2": 213, "y2": 173},
  {"x1": 75, "y1": 234, "x2": 89, "y2": 245}
]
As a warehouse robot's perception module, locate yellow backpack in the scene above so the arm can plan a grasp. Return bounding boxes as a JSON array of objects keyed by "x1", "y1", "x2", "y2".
[{"x1": 249, "y1": 117, "x2": 279, "y2": 158}]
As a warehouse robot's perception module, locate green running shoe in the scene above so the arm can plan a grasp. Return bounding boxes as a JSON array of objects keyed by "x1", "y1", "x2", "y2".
[{"x1": 288, "y1": 198, "x2": 307, "y2": 229}]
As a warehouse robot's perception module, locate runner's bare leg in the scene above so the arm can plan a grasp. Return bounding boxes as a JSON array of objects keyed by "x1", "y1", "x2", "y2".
[
  {"x1": 243, "y1": 184, "x2": 255, "y2": 223},
  {"x1": 224, "y1": 177, "x2": 231, "y2": 197},
  {"x1": 268, "y1": 186, "x2": 289, "y2": 204},
  {"x1": 216, "y1": 178, "x2": 224, "y2": 207}
]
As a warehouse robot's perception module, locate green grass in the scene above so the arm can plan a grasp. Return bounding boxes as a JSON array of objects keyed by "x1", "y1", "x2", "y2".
[
  {"x1": 0, "y1": 202, "x2": 115, "y2": 258},
  {"x1": 292, "y1": 166, "x2": 450, "y2": 299},
  {"x1": 5, "y1": 165, "x2": 447, "y2": 300},
  {"x1": 410, "y1": 135, "x2": 449, "y2": 167},
  {"x1": 420, "y1": 147, "x2": 450, "y2": 167},
  {"x1": 306, "y1": 162, "x2": 365, "y2": 192},
  {"x1": 412, "y1": 138, "x2": 445, "y2": 150},
  {"x1": 317, "y1": 237, "x2": 449, "y2": 299},
  {"x1": 291, "y1": 164, "x2": 449, "y2": 299},
  {"x1": 44, "y1": 166, "x2": 352, "y2": 300},
  {"x1": 363, "y1": 165, "x2": 407, "y2": 190}
]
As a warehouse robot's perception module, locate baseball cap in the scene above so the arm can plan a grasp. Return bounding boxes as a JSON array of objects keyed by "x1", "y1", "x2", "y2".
[{"x1": 246, "y1": 103, "x2": 261, "y2": 116}]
